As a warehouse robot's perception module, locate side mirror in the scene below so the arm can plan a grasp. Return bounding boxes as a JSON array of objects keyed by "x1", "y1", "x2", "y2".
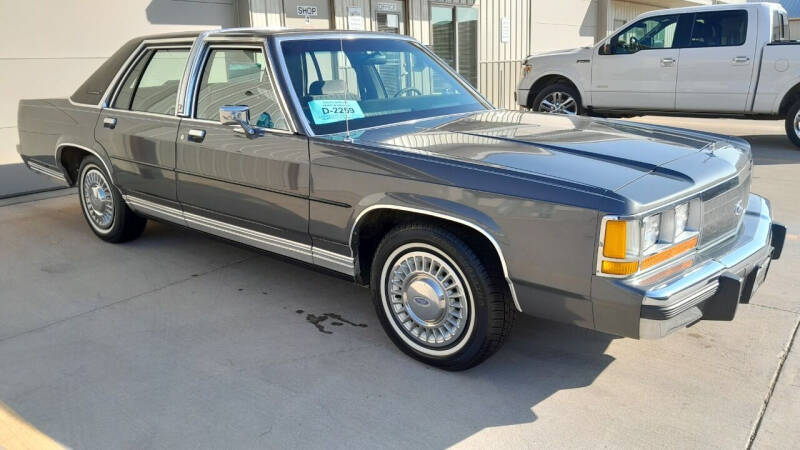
[{"x1": 220, "y1": 105, "x2": 257, "y2": 138}]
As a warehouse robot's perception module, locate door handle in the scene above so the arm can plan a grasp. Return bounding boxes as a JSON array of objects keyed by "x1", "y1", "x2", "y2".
[
  {"x1": 732, "y1": 56, "x2": 750, "y2": 64},
  {"x1": 103, "y1": 117, "x2": 117, "y2": 129},
  {"x1": 660, "y1": 57, "x2": 676, "y2": 67},
  {"x1": 187, "y1": 129, "x2": 206, "y2": 143}
]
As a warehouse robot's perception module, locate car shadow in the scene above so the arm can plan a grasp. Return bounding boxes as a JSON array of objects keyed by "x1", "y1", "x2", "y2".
[{"x1": 741, "y1": 134, "x2": 800, "y2": 166}]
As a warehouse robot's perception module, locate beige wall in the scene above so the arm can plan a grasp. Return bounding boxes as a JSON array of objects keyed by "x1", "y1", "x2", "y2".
[{"x1": 0, "y1": 0, "x2": 236, "y2": 164}]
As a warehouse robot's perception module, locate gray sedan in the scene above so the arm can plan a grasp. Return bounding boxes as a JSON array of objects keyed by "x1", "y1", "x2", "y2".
[{"x1": 17, "y1": 29, "x2": 785, "y2": 369}]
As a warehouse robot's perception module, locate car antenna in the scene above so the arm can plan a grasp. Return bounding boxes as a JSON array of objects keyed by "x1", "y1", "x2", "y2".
[{"x1": 340, "y1": 38, "x2": 352, "y2": 143}]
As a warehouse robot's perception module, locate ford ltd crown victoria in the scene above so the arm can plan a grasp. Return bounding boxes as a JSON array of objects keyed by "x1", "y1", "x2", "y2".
[{"x1": 17, "y1": 29, "x2": 786, "y2": 369}]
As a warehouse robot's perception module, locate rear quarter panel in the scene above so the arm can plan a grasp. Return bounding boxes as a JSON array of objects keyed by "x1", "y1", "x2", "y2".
[
  {"x1": 17, "y1": 98, "x2": 101, "y2": 169},
  {"x1": 752, "y1": 44, "x2": 800, "y2": 114}
]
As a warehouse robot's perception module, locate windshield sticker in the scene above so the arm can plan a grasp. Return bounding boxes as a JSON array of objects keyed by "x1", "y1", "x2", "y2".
[{"x1": 308, "y1": 100, "x2": 365, "y2": 125}]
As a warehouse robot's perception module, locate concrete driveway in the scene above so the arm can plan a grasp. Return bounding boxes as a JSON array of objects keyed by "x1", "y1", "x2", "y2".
[{"x1": 1, "y1": 117, "x2": 798, "y2": 449}]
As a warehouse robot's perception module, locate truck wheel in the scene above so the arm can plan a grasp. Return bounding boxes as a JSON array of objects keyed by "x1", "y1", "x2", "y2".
[
  {"x1": 533, "y1": 83, "x2": 582, "y2": 115},
  {"x1": 785, "y1": 98, "x2": 800, "y2": 148},
  {"x1": 78, "y1": 156, "x2": 146, "y2": 242},
  {"x1": 370, "y1": 224, "x2": 515, "y2": 370}
]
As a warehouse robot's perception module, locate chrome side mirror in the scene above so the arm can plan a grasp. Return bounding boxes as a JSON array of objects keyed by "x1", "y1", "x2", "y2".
[{"x1": 220, "y1": 105, "x2": 257, "y2": 138}]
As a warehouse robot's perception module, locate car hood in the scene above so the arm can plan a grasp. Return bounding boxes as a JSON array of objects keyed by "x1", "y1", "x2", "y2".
[
  {"x1": 526, "y1": 47, "x2": 592, "y2": 62},
  {"x1": 337, "y1": 110, "x2": 750, "y2": 200}
]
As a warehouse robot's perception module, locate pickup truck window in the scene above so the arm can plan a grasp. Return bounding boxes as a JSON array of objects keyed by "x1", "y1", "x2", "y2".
[
  {"x1": 113, "y1": 48, "x2": 190, "y2": 115},
  {"x1": 279, "y1": 38, "x2": 485, "y2": 135},
  {"x1": 610, "y1": 15, "x2": 678, "y2": 54},
  {"x1": 688, "y1": 10, "x2": 747, "y2": 48},
  {"x1": 772, "y1": 11, "x2": 788, "y2": 41},
  {"x1": 196, "y1": 48, "x2": 288, "y2": 130}
]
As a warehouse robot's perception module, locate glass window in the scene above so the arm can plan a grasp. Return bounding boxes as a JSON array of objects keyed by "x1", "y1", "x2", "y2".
[
  {"x1": 688, "y1": 10, "x2": 747, "y2": 48},
  {"x1": 129, "y1": 49, "x2": 189, "y2": 115},
  {"x1": 612, "y1": 15, "x2": 678, "y2": 54},
  {"x1": 772, "y1": 11, "x2": 787, "y2": 41},
  {"x1": 430, "y1": 5, "x2": 478, "y2": 87},
  {"x1": 280, "y1": 38, "x2": 486, "y2": 135},
  {"x1": 196, "y1": 48, "x2": 288, "y2": 130},
  {"x1": 113, "y1": 50, "x2": 152, "y2": 110}
]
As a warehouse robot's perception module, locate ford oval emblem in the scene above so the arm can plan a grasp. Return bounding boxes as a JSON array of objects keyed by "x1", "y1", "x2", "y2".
[
  {"x1": 734, "y1": 200, "x2": 744, "y2": 217},
  {"x1": 413, "y1": 297, "x2": 430, "y2": 307}
]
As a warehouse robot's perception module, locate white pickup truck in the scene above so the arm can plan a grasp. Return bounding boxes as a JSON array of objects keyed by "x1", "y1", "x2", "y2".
[{"x1": 516, "y1": 2, "x2": 800, "y2": 147}]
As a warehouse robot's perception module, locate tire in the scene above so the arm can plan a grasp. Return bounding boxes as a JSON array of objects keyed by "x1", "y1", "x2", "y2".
[
  {"x1": 370, "y1": 224, "x2": 515, "y2": 370},
  {"x1": 785, "y1": 97, "x2": 800, "y2": 148},
  {"x1": 78, "y1": 156, "x2": 146, "y2": 243},
  {"x1": 532, "y1": 83, "x2": 583, "y2": 115}
]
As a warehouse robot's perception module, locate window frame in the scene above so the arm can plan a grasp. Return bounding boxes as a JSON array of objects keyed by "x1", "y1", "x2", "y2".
[
  {"x1": 107, "y1": 45, "x2": 192, "y2": 117},
  {"x1": 188, "y1": 44, "x2": 293, "y2": 135},
  {"x1": 686, "y1": 9, "x2": 748, "y2": 49},
  {"x1": 605, "y1": 14, "x2": 681, "y2": 55},
  {"x1": 428, "y1": 3, "x2": 480, "y2": 87}
]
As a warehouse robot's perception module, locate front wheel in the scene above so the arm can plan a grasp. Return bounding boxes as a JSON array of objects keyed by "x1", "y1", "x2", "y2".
[
  {"x1": 78, "y1": 156, "x2": 147, "y2": 242},
  {"x1": 370, "y1": 224, "x2": 515, "y2": 370},
  {"x1": 784, "y1": 98, "x2": 800, "y2": 148},
  {"x1": 532, "y1": 83, "x2": 582, "y2": 115}
]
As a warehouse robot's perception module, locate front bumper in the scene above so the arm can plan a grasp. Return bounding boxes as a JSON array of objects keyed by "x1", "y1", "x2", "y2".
[{"x1": 591, "y1": 194, "x2": 785, "y2": 339}]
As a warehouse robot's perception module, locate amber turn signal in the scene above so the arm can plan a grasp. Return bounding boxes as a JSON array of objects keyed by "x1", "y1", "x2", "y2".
[
  {"x1": 641, "y1": 236, "x2": 699, "y2": 270},
  {"x1": 603, "y1": 220, "x2": 628, "y2": 259},
  {"x1": 601, "y1": 260, "x2": 640, "y2": 276}
]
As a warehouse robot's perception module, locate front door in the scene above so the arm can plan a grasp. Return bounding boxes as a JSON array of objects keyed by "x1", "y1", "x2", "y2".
[
  {"x1": 175, "y1": 46, "x2": 311, "y2": 248},
  {"x1": 95, "y1": 47, "x2": 191, "y2": 204},
  {"x1": 676, "y1": 9, "x2": 757, "y2": 112},
  {"x1": 591, "y1": 14, "x2": 680, "y2": 110}
]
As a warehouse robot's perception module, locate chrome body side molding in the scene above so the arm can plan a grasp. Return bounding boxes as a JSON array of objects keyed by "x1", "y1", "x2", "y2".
[
  {"x1": 123, "y1": 195, "x2": 354, "y2": 276},
  {"x1": 349, "y1": 205, "x2": 522, "y2": 312},
  {"x1": 26, "y1": 160, "x2": 67, "y2": 182}
]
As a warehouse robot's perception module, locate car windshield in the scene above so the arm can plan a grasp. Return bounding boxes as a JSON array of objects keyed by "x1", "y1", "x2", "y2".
[{"x1": 279, "y1": 37, "x2": 487, "y2": 135}]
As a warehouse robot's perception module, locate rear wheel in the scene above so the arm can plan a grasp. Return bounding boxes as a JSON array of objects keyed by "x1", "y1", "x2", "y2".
[
  {"x1": 784, "y1": 98, "x2": 800, "y2": 148},
  {"x1": 370, "y1": 224, "x2": 515, "y2": 370},
  {"x1": 532, "y1": 83, "x2": 582, "y2": 115},
  {"x1": 78, "y1": 156, "x2": 146, "y2": 242}
]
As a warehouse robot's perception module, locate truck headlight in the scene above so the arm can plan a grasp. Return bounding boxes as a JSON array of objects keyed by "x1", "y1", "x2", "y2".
[{"x1": 598, "y1": 200, "x2": 700, "y2": 277}]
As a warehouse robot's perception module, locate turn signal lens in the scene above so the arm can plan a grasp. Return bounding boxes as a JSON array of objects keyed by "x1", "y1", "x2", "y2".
[
  {"x1": 641, "y1": 236, "x2": 699, "y2": 270},
  {"x1": 601, "y1": 260, "x2": 640, "y2": 275},
  {"x1": 603, "y1": 220, "x2": 627, "y2": 259}
]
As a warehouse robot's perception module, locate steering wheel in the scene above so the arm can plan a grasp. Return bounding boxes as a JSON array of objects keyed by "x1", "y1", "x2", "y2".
[{"x1": 393, "y1": 87, "x2": 423, "y2": 98}]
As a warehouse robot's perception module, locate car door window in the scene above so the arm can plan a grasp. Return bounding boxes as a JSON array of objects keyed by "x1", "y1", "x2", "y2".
[
  {"x1": 688, "y1": 10, "x2": 747, "y2": 48},
  {"x1": 128, "y1": 49, "x2": 189, "y2": 115},
  {"x1": 195, "y1": 48, "x2": 288, "y2": 130},
  {"x1": 611, "y1": 15, "x2": 678, "y2": 54},
  {"x1": 112, "y1": 50, "x2": 152, "y2": 110}
]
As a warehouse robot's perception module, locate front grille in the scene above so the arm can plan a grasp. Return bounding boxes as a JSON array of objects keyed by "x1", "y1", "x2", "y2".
[{"x1": 699, "y1": 174, "x2": 750, "y2": 246}]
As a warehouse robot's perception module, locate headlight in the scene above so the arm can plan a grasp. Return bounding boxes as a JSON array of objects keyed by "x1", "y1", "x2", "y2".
[
  {"x1": 674, "y1": 203, "x2": 689, "y2": 239},
  {"x1": 598, "y1": 200, "x2": 701, "y2": 277},
  {"x1": 641, "y1": 214, "x2": 661, "y2": 252}
]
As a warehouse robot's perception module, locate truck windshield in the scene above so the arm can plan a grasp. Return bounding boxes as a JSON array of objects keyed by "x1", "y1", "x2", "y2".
[{"x1": 279, "y1": 38, "x2": 487, "y2": 135}]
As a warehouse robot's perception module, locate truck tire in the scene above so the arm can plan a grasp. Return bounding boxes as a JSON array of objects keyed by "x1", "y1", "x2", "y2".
[
  {"x1": 370, "y1": 224, "x2": 515, "y2": 370},
  {"x1": 532, "y1": 83, "x2": 583, "y2": 115},
  {"x1": 78, "y1": 155, "x2": 147, "y2": 243},
  {"x1": 785, "y1": 98, "x2": 800, "y2": 148}
]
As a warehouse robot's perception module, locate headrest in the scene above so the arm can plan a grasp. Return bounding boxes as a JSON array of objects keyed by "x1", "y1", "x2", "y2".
[{"x1": 309, "y1": 79, "x2": 347, "y2": 95}]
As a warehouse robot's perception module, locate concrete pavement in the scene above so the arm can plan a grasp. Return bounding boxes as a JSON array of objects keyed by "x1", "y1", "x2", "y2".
[{"x1": 0, "y1": 117, "x2": 798, "y2": 449}]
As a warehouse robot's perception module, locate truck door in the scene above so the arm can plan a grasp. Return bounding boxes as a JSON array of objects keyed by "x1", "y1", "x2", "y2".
[
  {"x1": 591, "y1": 14, "x2": 679, "y2": 111},
  {"x1": 675, "y1": 8, "x2": 756, "y2": 112},
  {"x1": 95, "y1": 47, "x2": 190, "y2": 204}
]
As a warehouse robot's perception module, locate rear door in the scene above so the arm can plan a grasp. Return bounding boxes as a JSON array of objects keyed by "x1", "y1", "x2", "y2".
[
  {"x1": 95, "y1": 46, "x2": 190, "y2": 203},
  {"x1": 591, "y1": 14, "x2": 680, "y2": 110},
  {"x1": 675, "y1": 8, "x2": 756, "y2": 112}
]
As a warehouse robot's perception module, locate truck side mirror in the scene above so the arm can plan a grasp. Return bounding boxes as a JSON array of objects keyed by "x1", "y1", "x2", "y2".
[{"x1": 220, "y1": 105, "x2": 257, "y2": 138}]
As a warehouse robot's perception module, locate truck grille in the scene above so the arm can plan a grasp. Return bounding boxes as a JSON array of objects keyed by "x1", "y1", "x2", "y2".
[{"x1": 699, "y1": 173, "x2": 750, "y2": 247}]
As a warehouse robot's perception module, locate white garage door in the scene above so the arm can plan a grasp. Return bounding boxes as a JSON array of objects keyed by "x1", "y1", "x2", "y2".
[{"x1": 0, "y1": 0, "x2": 235, "y2": 165}]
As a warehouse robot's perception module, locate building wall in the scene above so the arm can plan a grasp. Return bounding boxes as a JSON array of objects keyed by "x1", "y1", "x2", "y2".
[{"x1": 0, "y1": 0, "x2": 236, "y2": 164}]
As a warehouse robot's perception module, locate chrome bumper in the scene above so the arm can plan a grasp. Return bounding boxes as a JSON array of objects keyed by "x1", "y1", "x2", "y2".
[{"x1": 625, "y1": 194, "x2": 784, "y2": 339}]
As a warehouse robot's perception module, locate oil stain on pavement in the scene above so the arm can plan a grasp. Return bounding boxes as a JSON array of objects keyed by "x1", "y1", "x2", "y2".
[{"x1": 296, "y1": 310, "x2": 368, "y2": 334}]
